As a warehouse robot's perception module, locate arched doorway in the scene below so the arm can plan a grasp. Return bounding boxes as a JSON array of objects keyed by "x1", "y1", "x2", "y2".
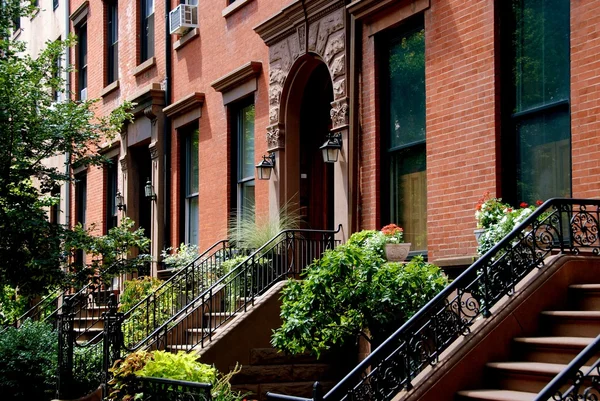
[
  {"x1": 280, "y1": 57, "x2": 335, "y2": 230},
  {"x1": 299, "y1": 63, "x2": 334, "y2": 229}
]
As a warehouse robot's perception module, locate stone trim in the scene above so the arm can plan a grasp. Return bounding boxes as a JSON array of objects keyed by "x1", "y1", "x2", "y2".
[
  {"x1": 70, "y1": 1, "x2": 89, "y2": 26},
  {"x1": 173, "y1": 28, "x2": 199, "y2": 51},
  {"x1": 211, "y1": 61, "x2": 262, "y2": 94},
  {"x1": 266, "y1": 123, "x2": 285, "y2": 151},
  {"x1": 101, "y1": 80, "x2": 120, "y2": 98},
  {"x1": 330, "y1": 98, "x2": 349, "y2": 131},
  {"x1": 133, "y1": 57, "x2": 156, "y2": 77},
  {"x1": 222, "y1": 0, "x2": 255, "y2": 18},
  {"x1": 127, "y1": 82, "x2": 165, "y2": 118},
  {"x1": 163, "y1": 92, "x2": 205, "y2": 118}
]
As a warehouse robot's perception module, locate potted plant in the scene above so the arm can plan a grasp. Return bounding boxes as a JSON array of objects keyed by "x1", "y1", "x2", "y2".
[{"x1": 381, "y1": 224, "x2": 411, "y2": 262}]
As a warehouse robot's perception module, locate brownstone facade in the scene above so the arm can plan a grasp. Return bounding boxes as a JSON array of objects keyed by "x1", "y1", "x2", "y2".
[{"x1": 67, "y1": 0, "x2": 600, "y2": 269}]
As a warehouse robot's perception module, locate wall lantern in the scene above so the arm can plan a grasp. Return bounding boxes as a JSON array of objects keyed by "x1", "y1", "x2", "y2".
[
  {"x1": 320, "y1": 133, "x2": 342, "y2": 163},
  {"x1": 115, "y1": 191, "x2": 126, "y2": 211},
  {"x1": 144, "y1": 178, "x2": 157, "y2": 201},
  {"x1": 256, "y1": 153, "x2": 276, "y2": 180}
]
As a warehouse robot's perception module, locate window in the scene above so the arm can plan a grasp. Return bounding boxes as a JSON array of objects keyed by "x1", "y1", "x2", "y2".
[
  {"x1": 106, "y1": 1, "x2": 119, "y2": 84},
  {"x1": 182, "y1": 126, "x2": 199, "y2": 245},
  {"x1": 53, "y1": 0, "x2": 59, "y2": 10},
  {"x1": 140, "y1": 0, "x2": 154, "y2": 61},
  {"x1": 381, "y1": 17, "x2": 427, "y2": 251},
  {"x1": 231, "y1": 100, "x2": 255, "y2": 223},
  {"x1": 106, "y1": 159, "x2": 118, "y2": 232},
  {"x1": 49, "y1": 187, "x2": 60, "y2": 225},
  {"x1": 502, "y1": 0, "x2": 571, "y2": 204},
  {"x1": 74, "y1": 172, "x2": 87, "y2": 266},
  {"x1": 52, "y1": 43, "x2": 62, "y2": 102},
  {"x1": 77, "y1": 23, "x2": 88, "y2": 100}
]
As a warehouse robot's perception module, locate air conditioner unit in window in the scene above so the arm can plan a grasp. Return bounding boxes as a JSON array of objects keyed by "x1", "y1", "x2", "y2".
[{"x1": 169, "y1": 4, "x2": 198, "y2": 35}]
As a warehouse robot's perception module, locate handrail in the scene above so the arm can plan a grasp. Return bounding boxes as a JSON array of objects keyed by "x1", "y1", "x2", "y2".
[
  {"x1": 535, "y1": 334, "x2": 600, "y2": 401},
  {"x1": 267, "y1": 198, "x2": 600, "y2": 401},
  {"x1": 135, "y1": 226, "x2": 342, "y2": 353},
  {"x1": 0, "y1": 287, "x2": 64, "y2": 332},
  {"x1": 119, "y1": 240, "x2": 235, "y2": 350}
]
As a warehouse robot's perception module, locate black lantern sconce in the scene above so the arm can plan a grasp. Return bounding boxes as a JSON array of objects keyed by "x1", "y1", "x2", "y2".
[
  {"x1": 320, "y1": 132, "x2": 343, "y2": 163},
  {"x1": 144, "y1": 178, "x2": 156, "y2": 201},
  {"x1": 115, "y1": 191, "x2": 126, "y2": 211},
  {"x1": 256, "y1": 153, "x2": 276, "y2": 180}
]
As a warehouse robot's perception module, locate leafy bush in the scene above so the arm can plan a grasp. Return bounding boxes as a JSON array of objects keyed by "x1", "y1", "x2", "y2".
[
  {"x1": 72, "y1": 344, "x2": 104, "y2": 397},
  {"x1": 108, "y1": 350, "x2": 245, "y2": 401},
  {"x1": 119, "y1": 277, "x2": 176, "y2": 347},
  {"x1": 161, "y1": 243, "x2": 200, "y2": 270},
  {"x1": 0, "y1": 285, "x2": 29, "y2": 326},
  {"x1": 0, "y1": 321, "x2": 58, "y2": 401},
  {"x1": 272, "y1": 234, "x2": 448, "y2": 357}
]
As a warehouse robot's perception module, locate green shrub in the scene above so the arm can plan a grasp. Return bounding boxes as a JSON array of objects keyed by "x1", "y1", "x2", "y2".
[
  {"x1": 108, "y1": 350, "x2": 245, "y2": 401},
  {"x1": 0, "y1": 321, "x2": 58, "y2": 401},
  {"x1": 272, "y1": 236, "x2": 448, "y2": 357},
  {"x1": 0, "y1": 285, "x2": 30, "y2": 326},
  {"x1": 161, "y1": 243, "x2": 200, "y2": 270},
  {"x1": 72, "y1": 345, "x2": 104, "y2": 397}
]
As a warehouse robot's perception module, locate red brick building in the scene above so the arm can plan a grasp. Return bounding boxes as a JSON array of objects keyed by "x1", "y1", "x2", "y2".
[{"x1": 67, "y1": 0, "x2": 600, "y2": 273}]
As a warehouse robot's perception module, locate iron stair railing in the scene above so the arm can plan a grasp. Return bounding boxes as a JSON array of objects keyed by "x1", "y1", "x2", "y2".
[
  {"x1": 130, "y1": 226, "x2": 341, "y2": 353},
  {"x1": 534, "y1": 333, "x2": 600, "y2": 400},
  {"x1": 0, "y1": 287, "x2": 63, "y2": 333},
  {"x1": 267, "y1": 198, "x2": 600, "y2": 401},
  {"x1": 119, "y1": 240, "x2": 236, "y2": 350}
]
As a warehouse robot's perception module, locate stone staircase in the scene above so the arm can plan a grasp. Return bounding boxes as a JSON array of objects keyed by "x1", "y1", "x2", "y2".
[
  {"x1": 230, "y1": 347, "x2": 349, "y2": 401},
  {"x1": 456, "y1": 283, "x2": 600, "y2": 401}
]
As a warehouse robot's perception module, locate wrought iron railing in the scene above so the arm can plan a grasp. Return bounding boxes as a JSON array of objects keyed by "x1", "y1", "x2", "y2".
[
  {"x1": 267, "y1": 198, "x2": 600, "y2": 401},
  {"x1": 120, "y1": 240, "x2": 235, "y2": 350},
  {"x1": 0, "y1": 287, "x2": 64, "y2": 333},
  {"x1": 535, "y1": 334, "x2": 600, "y2": 400},
  {"x1": 133, "y1": 227, "x2": 340, "y2": 353},
  {"x1": 133, "y1": 376, "x2": 212, "y2": 401}
]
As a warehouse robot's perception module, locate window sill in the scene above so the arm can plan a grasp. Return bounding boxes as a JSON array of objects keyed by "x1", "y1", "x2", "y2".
[
  {"x1": 31, "y1": 8, "x2": 40, "y2": 19},
  {"x1": 133, "y1": 57, "x2": 156, "y2": 77},
  {"x1": 222, "y1": 0, "x2": 254, "y2": 18},
  {"x1": 101, "y1": 80, "x2": 120, "y2": 98},
  {"x1": 12, "y1": 28, "x2": 22, "y2": 39},
  {"x1": 174, "y1": 28, "x2": 199, "y2": 51}
]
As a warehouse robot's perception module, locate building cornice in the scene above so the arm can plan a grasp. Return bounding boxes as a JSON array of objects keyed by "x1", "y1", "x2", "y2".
[
  {"x1": 347, "y1": 0, "x2": 429, "y2": 21},
  {"x1": 128, "y1": 82, "x2": 165, "y2": 118},
  {"x1": 211, "y1": 61, "x2": 262, "y2": 94},
  {"x1": 70, "y1": 1, "x2": 89, "y2": 26},
  {"x1": 163, "y1": 92, "x2": 205, "y2": 118}
]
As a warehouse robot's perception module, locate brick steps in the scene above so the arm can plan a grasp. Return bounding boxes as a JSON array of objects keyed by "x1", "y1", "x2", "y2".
[{"x1": 453, "y1": 283, "x2": 600, "y2": 401}]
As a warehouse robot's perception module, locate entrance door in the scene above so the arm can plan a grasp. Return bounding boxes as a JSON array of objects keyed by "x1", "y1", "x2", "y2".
[
  {"x1": 129, "y1": 145, "x2": 152, "y2": 276},
  {"x1": 299, "y1": 63, "x2": 334, "y2": 230}
]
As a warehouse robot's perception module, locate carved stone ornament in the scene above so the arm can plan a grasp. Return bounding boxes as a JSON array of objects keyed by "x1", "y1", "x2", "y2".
[
  {"x1": 266, "y1": 124, "x2": 285, "y2": 151},
  {"x1": 149, "y1": 143, "x2": 159, "y2": 160},
  {"x1": 119, "y1": 158, "x2": 128, "y2": 171},
  {"x1": 330, "y1": 98, "x2": 349, "y2": 130}
]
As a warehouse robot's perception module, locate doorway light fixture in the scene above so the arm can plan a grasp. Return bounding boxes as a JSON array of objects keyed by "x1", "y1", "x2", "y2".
[
  {"x1": 144, "y1": 178, "x2": 156, "y2": 201},
  {"x1": 256, "y1": 153, "x2": 276, "y2": 180},
  {"x1": 115, "y1": 191, "x2": 126, "y2": 211},
  {"x1": 320, "y1": 132, "x2": 343, "y2": 163}
]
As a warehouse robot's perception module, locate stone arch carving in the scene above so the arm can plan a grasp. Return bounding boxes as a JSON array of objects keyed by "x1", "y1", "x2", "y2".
[{"x1": 256, "y1": 2, "x2": 349, "y2": 151}]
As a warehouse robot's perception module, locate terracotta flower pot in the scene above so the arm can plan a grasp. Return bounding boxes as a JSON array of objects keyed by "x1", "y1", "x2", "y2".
[{"x1": 384, "y1": 243, "x2": 411, "y2": 262}]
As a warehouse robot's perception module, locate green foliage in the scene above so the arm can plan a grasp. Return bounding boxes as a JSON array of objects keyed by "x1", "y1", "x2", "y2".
[
  {"x1": 228, "y1": 201, "x2": 302, "y2": 250},
  {"x1": 0, "y1": 321, "x2": 58, "y2": 401},
  {"x1": 161, "y1": 243, "x2": 200, "y2": 270},
  {"x1": 220, "y1": 255, "x2": 247, "y2": 275},
  {"x1": 0, "y1": 285, "x2": 29, "y2": 326},
  {"x1": 108, "y1": 350, "x2": 245, "y2": 401},
  {"x1": 119, "y1": 277, "x2": 174, "y2": 347},
  {"x1": 0, "y1": 0, "x2": 133, "y2": 297},
  {"x1": 136, "y1": 351, "x2": 217, "y2": 383},
  {"x1": 64, "y1": 217, "x2": 151, "y2": 287},
  {"x1": 72, "y1": 345, "x2": 104, "y2": 397},
  {"x1": 272, "y1": 236, "x2": 448, "y2": 357}
]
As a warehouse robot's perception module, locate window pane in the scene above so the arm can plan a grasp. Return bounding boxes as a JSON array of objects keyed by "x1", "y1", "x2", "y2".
[
  {"x1": 388, "y1": 27, "x2": 425, "y2": 149},
  {"x1": 187, "y1": 129, "x2": 199, "y2": 194},
  {"x1": 513, "y1": 0, "x2": 569, "y2": 112},
  {"x1": 187, "y1": 196, "x2": 198, "y2": 246},
  {"x1": 389, "y1": 145, "x2": 427, "y2": 250},
  {"x1": 240, "y1": 104, "x2": 255, "y2": 180},
  {"x1": 516, "y1": 111, "x2": 570, "y2": 202},
  {"x1": 241, "y1": 181, "x2": 255, "y2": 221}
]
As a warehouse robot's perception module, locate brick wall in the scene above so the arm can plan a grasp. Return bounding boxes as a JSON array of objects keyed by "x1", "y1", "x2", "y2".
[{"x1": 571, "y1": 0, "x2": 600, "y2": 198}]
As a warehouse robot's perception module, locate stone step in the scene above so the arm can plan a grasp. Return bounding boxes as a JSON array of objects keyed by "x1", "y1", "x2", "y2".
[
  {"x1": 512, "y1": 336, "x2": 597, "y2": 364},
  {"x1": 541, "y1": 311, "x2": 600, "y2": 337},
  {"x1": 456, "y1": 389, "x2": 537, "y2": 401},
  {"x1": 232, "y1": 380, "x2": 336, "y2": 401},
  {"x1": 249, "y1": 348, "x2": 322, "y2": 365},
  {"x1": 568, "y1": 284, "x2": 600, "y2": 311},
  {"x1": 72, "y1": 317, "x2": 104, "y2": 330},
  {"x1": 485, "y1": 361, "x2": 587, "y2": 393},
  {"x1": 230, "y1": 363, "x2": 335, "y2": 385}
]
